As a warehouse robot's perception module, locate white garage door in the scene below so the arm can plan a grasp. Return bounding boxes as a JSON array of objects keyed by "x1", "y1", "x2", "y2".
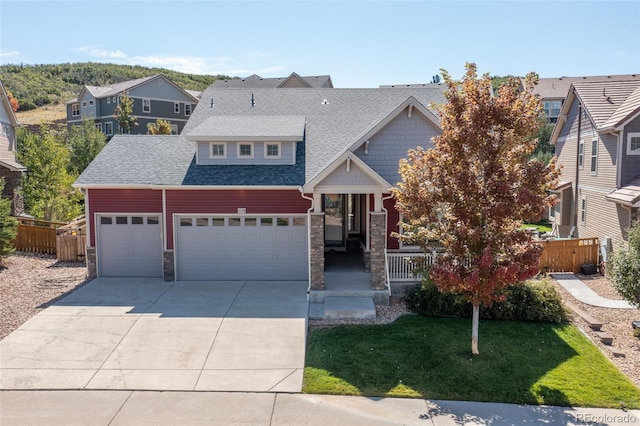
[
  {"x1": 176, "y1": 215, "x2": 308, "y2": 280},
  {"x1": 97, "y1": 214, "x2": 163, "y2": 277}
]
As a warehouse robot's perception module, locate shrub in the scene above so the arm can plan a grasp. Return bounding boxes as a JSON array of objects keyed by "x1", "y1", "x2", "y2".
[
  {"x1": 610, "y1": 222, "x2": 640, "y2": 309},
  {"x1": 407, "y1": 275, "x2": 568, "y2": 323},
  {"x1": 0, "y1": 178, "x2": 18, "y2": 260}
]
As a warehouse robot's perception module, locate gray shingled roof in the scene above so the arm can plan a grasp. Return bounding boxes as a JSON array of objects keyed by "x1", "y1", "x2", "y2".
[
  {"x1": 187, "y1": 116, "x2": 306, "y2": 141},
  {"x1": 213, "y1": 73, "x2": 333, "y2": 89},
  {"x1": 76, "y1": 86, "x2": 447, "y2": 187}
]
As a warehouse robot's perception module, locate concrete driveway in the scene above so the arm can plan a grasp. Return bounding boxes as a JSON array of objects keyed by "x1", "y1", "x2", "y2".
[{"x1": 0, "y1": 278, "x2": 308, "y2": 392}]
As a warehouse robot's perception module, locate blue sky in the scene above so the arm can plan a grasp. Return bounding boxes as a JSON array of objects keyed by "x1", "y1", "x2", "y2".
[{"x1": 1, "y1": 0, "x2": 638, "y2": 87}]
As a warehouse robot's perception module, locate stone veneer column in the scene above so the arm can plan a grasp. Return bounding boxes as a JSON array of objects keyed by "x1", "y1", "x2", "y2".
[
  {"x1": 86, "y1": 247, "x2": 97, "y2": 279},
  {"x1": 163, "y1": 250, "x2": 175, "y2": 281},
  {"x1": 309, "y1": 213, "x2": 325, "y2": 290},
  {"x1": 369, "y1": 212, "x2": 387, "y2": 290}
]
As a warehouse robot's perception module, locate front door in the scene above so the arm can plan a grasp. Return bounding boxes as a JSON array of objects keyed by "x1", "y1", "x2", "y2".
[{"x1": 323, "y1": 194, "x2": 345, "y2": 249}]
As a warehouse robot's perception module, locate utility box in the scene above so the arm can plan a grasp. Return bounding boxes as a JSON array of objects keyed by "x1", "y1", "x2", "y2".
[{"x1": 580, "y1": 263, "x2": 597, "y2": 275}]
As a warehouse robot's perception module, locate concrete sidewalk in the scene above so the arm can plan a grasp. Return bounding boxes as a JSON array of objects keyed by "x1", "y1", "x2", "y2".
[
  {"x1": 551, "y1": 273, "x2": 636, "y2": 309},
  {"x1": 1, "y1": 390, "x2": 638, "y2": 426}
]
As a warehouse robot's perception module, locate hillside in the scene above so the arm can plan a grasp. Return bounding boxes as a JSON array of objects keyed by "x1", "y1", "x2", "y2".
[{"x1": 0, "y1": 62, "x2": 234, "y2": 125}]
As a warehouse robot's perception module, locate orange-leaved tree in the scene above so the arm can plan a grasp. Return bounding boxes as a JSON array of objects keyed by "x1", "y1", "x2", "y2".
[{"x1": 393, "y1": 63, "x2": 560, "y2": 355}]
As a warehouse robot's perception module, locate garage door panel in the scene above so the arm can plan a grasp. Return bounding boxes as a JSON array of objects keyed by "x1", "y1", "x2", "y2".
[
  {"x1": 98, "y1": 216, "x2": 162, "y2": 278},
  {"x1": 177, "y1": 215, "x2": 308, "y2": 280}
]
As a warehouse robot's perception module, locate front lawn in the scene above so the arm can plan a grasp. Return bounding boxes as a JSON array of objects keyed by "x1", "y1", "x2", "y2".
[
  {"x1": 304, "y1": 315, "x2": 640, "y2": 408},
  {"x1": 522, "y1": 222, "x2": 553, "y2": 233}
]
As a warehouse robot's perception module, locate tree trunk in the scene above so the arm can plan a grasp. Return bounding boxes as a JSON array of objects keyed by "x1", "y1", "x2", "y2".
[{"x1": 472, "y1": 304, "x2": 479, "y2": 355}]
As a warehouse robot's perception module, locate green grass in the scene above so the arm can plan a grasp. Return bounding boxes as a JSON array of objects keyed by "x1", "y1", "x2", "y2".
[
  {"x1": 522, "y1": 222, "x2": 553, "y2": 233},
  {"x1": 304, "y1": 316, "x2": 640, "y2": 408}
]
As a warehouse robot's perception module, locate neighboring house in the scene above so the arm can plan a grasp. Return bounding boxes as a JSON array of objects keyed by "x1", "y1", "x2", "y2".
[
  {"x1": 212, "y1": 72, "x2": 333, "y2": 88},
  {"x1": 65, "y1": 74, "x2": 200, "y2": 136},
  {"x1": 532, "y1": 74, "x2": 640, "y2": 123},
  {"x1": 0, "y1": 80, "x2": 26, "y2": 216},
  {"x1": 73, "y1": 85, "x2": 447, "y2": 300},
  {"x1": 549, "y1": 76, "x2": 640, "y2": 260}
]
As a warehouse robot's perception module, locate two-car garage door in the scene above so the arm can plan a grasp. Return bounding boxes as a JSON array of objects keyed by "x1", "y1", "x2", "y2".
[{"x1": 175, "y1": 215, "x2": 308, "y2": 281}]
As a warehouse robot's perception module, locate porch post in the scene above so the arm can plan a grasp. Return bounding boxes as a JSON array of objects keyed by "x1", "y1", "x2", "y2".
[
  {"x1": 369, "y1": 211, "x2": 386, "y2": 290},
  {"x1": 309, "y1": 212, "x2": 325, "y2": 290}
]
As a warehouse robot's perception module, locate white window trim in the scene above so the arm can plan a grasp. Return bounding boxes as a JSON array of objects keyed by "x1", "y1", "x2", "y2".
[
  {"x1": 142, "y1": 98, "x2": 151, "y2": 113},
  {"x1": 210, "y1": 142, "x2": 227, "y2": 158},
  {"x1": 238, "y1": 142, "x2": 254, "y2": 159},
  {"x1": 590, "y1": 139, "x2": 598, "y2": 175},
  {"x1": 627, "y1": 132, "x2": 640, "y2": 156},
  {"x1": 170, "y1": 124, "x2": 178, "y2": 135},
  {"x1": 88, "y1": 100, "x2": 94, "y2": 106},
  {"x1": 185, "y1": 104, "x2": 192, "y2": 116},
  {"x1": 82, "y1": 101, "x2": 87, "y2": 107},
  {"x1": 95, "y1": 123, "x2": 102, "y2": 132},
  {"x1": 578, "y1": 140, "x2": 584, "y2": 169},
  {"x1": 174, "y1": 102, "x2": 180, "y2": 113},
  {"x1": 107, "y1": 97, "x2": 111, "y2": 104},
  {"x1": 71, "y1": 103, "x2": 80, "y2": 117},
  {"x1": 265, "y1": 142, "x2": 281, "y2": 159},
  {"x1": 105, "y1": 122, "x2": 113, "y2": 135},
  {"x1": 580, "y1": 197, "x2": 587, "y2": 225}
]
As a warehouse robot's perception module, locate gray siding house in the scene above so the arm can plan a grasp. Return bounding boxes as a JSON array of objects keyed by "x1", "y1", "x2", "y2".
[
  {"x1": 212, "y1": 72, "x2": 333, "y2": 89},
  {"x1": 66, "y1": 75, "x2": 200, "y2": 136},
  {"x1": 0, "y1": 80, "x2": 25, "y2": 216},
  {"x1": 550, "y1": 76, "x2": 640, "y2": 261}
]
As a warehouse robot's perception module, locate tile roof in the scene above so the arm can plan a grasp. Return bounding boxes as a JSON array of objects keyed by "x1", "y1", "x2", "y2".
[
  {"x1": 531, "y1": 74, "x2": 640, "y2": 99},
  {"x1": 601, "y1": 85, "x2": 640, "y2": 130},
  {"x1": 573, "y1": 79, "x2": 640, "y2": 129},
  {"x1": 76, "y1": 86, "x2": 447, "y2": 187},
  {"x1": 606, "y1": 175, "x2": 640, "y2": 207}
]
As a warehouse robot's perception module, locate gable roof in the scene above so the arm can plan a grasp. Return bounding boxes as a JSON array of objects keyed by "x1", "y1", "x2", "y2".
[
  {"x1": 66, "y1": 75, "x2": 199, "y2": 103},
  {"x1": 0, "y1": 80, "x2": 19, "y2": 128},
  {"x1": 551, "y1": 77, "x2": 640, "y2": 143},
  {"x1": 531, "y1": 74, "x2": 640, "y2": 100},
  {"x1": 75, "y1": 86, "x2": 447, "y2": 188},
  {"x1": 606, "y1": 175, "x2": 640, "y2": 207},
  {"x1": 212, "y1": 73, "x2": 333, "y2": 89}
]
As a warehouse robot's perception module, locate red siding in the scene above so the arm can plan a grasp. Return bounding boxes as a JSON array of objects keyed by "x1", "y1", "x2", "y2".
[
  {"x1": 88, "y1": 189, "x2": 163, "y2": 246},
  {"x1": 165, "y1": 189, "x2": 311, "y2": 249}
]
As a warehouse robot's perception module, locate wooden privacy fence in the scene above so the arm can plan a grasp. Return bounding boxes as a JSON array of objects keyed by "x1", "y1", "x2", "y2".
[
  {"x1": 538, "y1": 237, "x2": 599, "y2": 273},
  {"x1": 12, "y1": 217, "x2": 86, "y2": 261},
  {"x1": 56, "y1": 217, "x2": 86, "y2": 262},
  {"x1": 12, "y1": 218, "x2": 65, "y2": 255}
]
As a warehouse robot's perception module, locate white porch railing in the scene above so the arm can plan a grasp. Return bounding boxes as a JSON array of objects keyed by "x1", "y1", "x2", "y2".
[{"x1": 386, "y1": 251, "x2": 436, "y2": 283}]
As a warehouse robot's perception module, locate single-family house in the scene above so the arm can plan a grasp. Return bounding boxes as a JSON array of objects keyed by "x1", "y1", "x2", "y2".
[
  {"x1": 73, "y1": 85, "x2": 447, "y2": 303},
  {"x1": 0, "y1": 80, "x2": 26, "y2": 216},
  {"x1": 532, "y1": 74, "x2": 640, "y2": 123},
  {"x1": 65, "y1": 74, "x2": 200, "y2": 136},
  {"x1": 212, "y1": 72, "x2": 333, "y2": 89},
  {"x1": 549, "y1": 76, "x2": 640, "y2": 259}
]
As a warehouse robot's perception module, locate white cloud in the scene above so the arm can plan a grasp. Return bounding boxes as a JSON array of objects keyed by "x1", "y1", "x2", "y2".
[
  {"x1": 0, "y1": 50, "x2": 20, "y2": 59},
  {"x1": 74, "y1": 46, "x2": 127, "y2": 59}
]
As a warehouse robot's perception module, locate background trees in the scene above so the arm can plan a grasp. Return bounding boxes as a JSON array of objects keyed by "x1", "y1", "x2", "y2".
[
  {"x1": 17, "y1": 126, "x2": 83, "y2": 222},
  {"x1": 113, "y1": 91, "x2": 138, "y2": 134},
  {"x1": 66, "y1": 119, "x2": 107, "y2": 175},
  {"x1": 393, "y1": 63, "x2": 560, "y2": 354},
  {"x1": 147, "y1": 119, "x2": 172, "y2": 135}
]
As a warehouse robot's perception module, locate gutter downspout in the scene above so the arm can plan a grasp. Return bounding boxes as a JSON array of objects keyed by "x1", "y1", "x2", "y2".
[
  {"x1": 573, "y1": 103, "x2": 582, "y2": 237},
  {"x1": 299, "y1": 187, "x2": 315, "y2": 300}
]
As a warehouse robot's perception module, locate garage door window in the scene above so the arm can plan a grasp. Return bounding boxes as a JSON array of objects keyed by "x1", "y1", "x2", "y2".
[
  {"x1": 293, "y1": 217, "x2": 306, "y2": 226},
  {"x1": 116, "y1": 216, "x2": 128, "y2": 225},
  {"x1": 245, "y1": 218, "x2": 257, "y2": 226},
  {"x1": 212, "y1": 217, "x2": 225, "y2": 226},
  {"x1": 101, "y1": 217, "x2": 112, "y2": 225},
  {"x1": 196, "y1": 218, "x2": 209, "y2": 226},
  {"x1": 261, "y1": 217, "x2": 273, "y2": 226},
  {"x1": 180, "y1": 218, "x2": 192, "y2": 226},
  {"x1": 277, "y1": 217, "x2": 289, "y2": 226},
  {"x1": 147, "y1": 217, "x2": 159, "y2": 225},
  {"x1": 229, "y1": 218, "x2": 241, "y2": 226},
  {"x1": 132, "y1": 216, "x2": 144, "y2": 225}
]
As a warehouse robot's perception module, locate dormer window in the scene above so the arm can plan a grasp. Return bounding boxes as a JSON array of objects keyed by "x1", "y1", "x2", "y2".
[
  {"x1": 210, "y1": 142, "x2": 226, "y2": 158},
  {"x1": 238, "y1": 142, "x2": 254, "y2": 158},
  {"x1": 265, "y1": 142, "x2": 281, "y2": 159}
]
